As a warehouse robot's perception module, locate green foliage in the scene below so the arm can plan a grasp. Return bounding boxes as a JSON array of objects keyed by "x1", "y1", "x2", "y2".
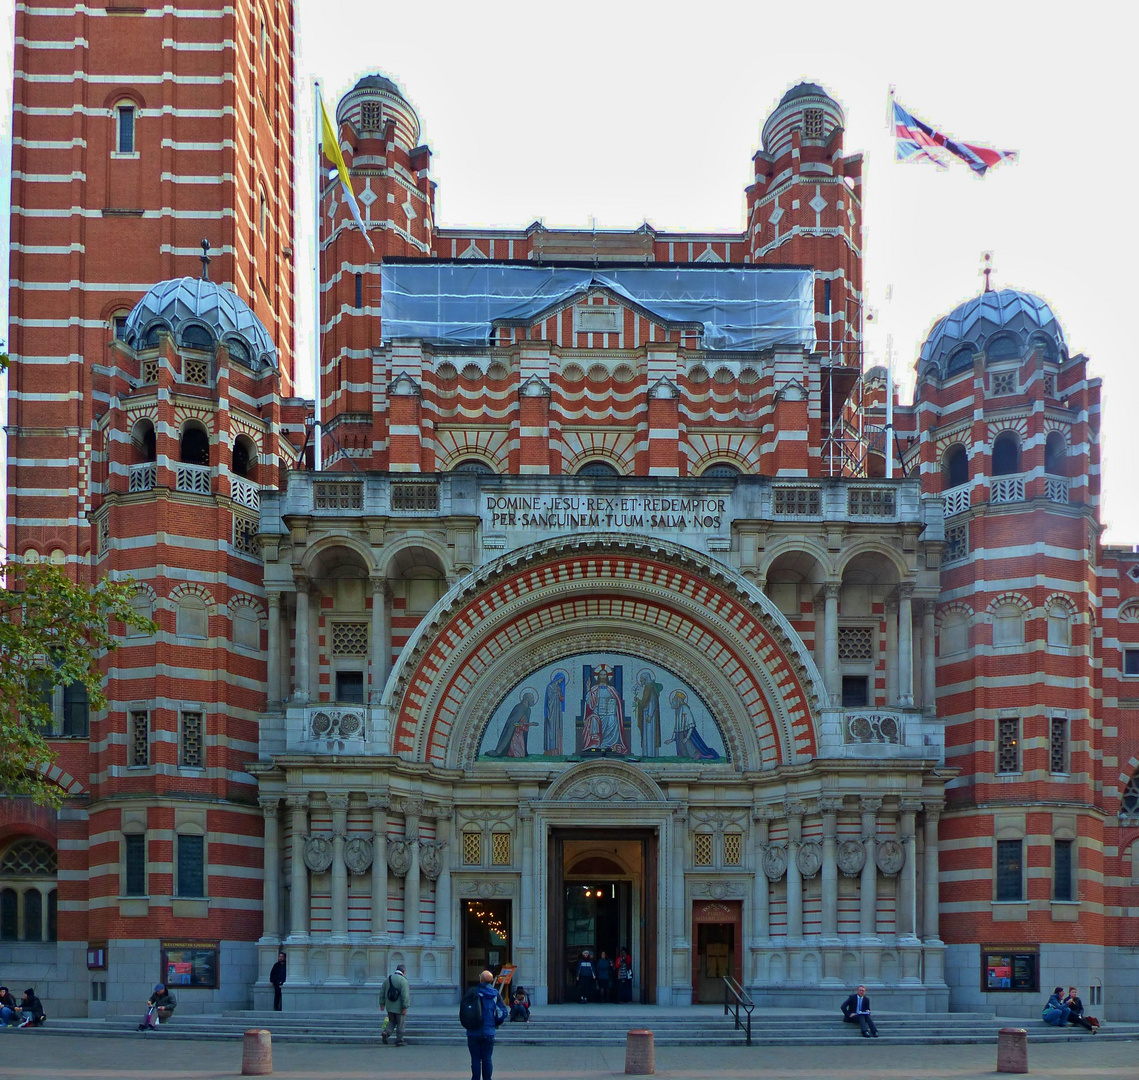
[{"x1": 0, "y1": 561, "x2": 156, "y2": 805}]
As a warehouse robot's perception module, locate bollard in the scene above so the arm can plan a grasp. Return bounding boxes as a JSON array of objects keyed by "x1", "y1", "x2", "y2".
[
  {"x1": 996, "y1": 1027, "x2": 1028, "y2": 1074},
  {"x1": 241, "y1": 1028, "x2": 273, "y2": 1076},
  {"x1": 625, "y1": 1029, "x2": 655, "y2": 1075}
]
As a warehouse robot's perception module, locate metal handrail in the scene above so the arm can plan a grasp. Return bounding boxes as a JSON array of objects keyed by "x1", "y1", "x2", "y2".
[{"x1": 722, "y1": 975, "x2": 753, "y2": 1045}]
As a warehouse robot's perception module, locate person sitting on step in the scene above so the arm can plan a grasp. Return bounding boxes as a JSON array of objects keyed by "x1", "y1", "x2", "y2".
[{"x1": 840, "y1": 985, "x2": 878, "y2": 1038}]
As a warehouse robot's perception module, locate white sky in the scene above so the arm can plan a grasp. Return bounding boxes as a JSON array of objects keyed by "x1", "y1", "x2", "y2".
[{"x1": 3, "y1": 1, "x2": 1138, "y2": 544}]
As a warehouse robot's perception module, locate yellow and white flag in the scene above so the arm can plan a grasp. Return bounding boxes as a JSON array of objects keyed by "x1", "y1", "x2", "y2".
[{"x1": 320, "y1": 94, "x2": 374, "y2": 251}]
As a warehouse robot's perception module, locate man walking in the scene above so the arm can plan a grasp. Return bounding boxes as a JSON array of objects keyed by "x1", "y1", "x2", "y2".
[
  {"x1": 467, "y1": 969, "x2": 508, "y2": 1080},
  {"x1": 269, "y1": 952, "x2": 287, "y2": 1011},
  {"x1": 381, "y1": 963, "x2": 410, "y2": 1046},
  {"x1": 840, "y1": 984, "x2": 878, "y2": 1037}
]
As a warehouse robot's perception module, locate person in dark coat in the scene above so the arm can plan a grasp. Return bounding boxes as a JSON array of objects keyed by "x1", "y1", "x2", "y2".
[
  {"x1": 138, "y1": 984, "x2": 176, "y2": 1029},
  {"x1": 467, "y1": 969, "x2": 507, "y2": 1080},
  {"x1": 17, "y1": 988, "x2": 45, "y2": 1028},
  {"x1": 0, "y1": 987, "x2": 19, "y2": 1026},
  {"x1": 840, "y1": 985, "x2": 878, "y2": 1037},
  {"x1": 1064, "y1": 986, "x2": 1097, "y2": 1032},
  {"x1": 616, "y1": 947, "x2": 634, "y2": 1002},
  {"x1": 576, "y1": 950, "x2": 595, "y2": 1003},
  {"x1": 509, "y1": 985, "x2": 531, "y2": 1022},
  {"x1": 595, "y1": 950, "x2": 612, "y2": 1002},
  {"x1": 269, "y1": 952, "x2": 287, "y2": 1011}
]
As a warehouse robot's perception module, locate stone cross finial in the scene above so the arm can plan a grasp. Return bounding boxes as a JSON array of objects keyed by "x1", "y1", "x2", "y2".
[{"x1": 200, "y1": 238, "x2": 211, "y2": 281}]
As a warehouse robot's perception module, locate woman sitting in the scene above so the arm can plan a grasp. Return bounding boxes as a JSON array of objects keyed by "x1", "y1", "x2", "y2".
[
  {"x1": 510, "y1": 986, "x2": 531, "y2": 1023},
  {"x1": 1042, "y1": 987, "x2": 1071, "y2": 1027}
]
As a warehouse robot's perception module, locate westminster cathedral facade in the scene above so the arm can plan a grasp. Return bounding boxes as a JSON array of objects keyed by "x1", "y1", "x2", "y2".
[{"x1": 6, "y1": 2, "x2": 1139, "y2": 1021}]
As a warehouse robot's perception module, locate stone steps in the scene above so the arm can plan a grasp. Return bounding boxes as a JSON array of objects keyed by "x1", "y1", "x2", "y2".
[{"x1": 29, "y1": 1009, "x2": 1136, "y2": 1047}]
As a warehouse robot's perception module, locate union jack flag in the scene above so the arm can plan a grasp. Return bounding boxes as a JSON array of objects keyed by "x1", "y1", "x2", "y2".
[{"x1": 892, "y1": 98, "x2": 1017, "y2": 177}]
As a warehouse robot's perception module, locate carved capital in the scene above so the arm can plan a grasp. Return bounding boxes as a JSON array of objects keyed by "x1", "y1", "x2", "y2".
[
  {"x1": 267, "y1": 590, "x2": 282, "y2": 608},
  {"x1": 258, "y1": 795, "x2": 281, "y2": 814},
  {"x1": 859, "y1": 796, "x2": 883, "y2": 815},
  {"x1": 897, "y1": 582, "x2": 915, "y2": 601},
  {"x1": 400, "y1": 797, "x2": 424, "y2": 820},
  {"x1": 286, "y1": 793, "x2": 310, "y2": 811},
  {"x1": 370, "y1": 576, "x2": 388, "y2": 598},
  {"x1": 899, "y1": 797, "x2": 924, "y2": 815},
  {"x1": 824, "y1": 582, "x2": 841, "y2": 600},
  {"x1": 784, "y1": 800, "x2": 807, "y2": 820},
  {"x1": 367, "y1": 794, "x2": 390, "y2": 812},
  {"x1": 923, "y1": 800, "x2": 945, "y2": 824},
  {"x1": 327, "y1": 793, "x2": 350, "y2": 814},
  {"x1": 818, "y1": 795, "x2": 844, "y2": 816}
]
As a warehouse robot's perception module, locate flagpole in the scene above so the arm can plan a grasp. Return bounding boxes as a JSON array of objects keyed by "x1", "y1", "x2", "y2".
[
  {"x1": 885, "y1": 334, "x2": 894, "y2": 480},
  {"x1": 312, "y1": 78, "x2": 324, "y2": 472}
]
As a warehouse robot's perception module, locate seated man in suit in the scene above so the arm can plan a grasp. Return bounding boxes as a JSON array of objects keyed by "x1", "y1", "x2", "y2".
[{"x1": 840, "y1": 985, "x2": 878, "y2": 1038}]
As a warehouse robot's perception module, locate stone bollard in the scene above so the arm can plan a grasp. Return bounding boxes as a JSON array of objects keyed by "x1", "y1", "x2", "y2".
[
  {"x1": 241, "y1": 1028, "x2": 273, "y2": 1076},
  {"x1": 996, "y1": 1027, "x2": 1028, "y2": 1074},
  {"x1": 625, "y1": 1029, "x2": 655, "y2": 1075}
]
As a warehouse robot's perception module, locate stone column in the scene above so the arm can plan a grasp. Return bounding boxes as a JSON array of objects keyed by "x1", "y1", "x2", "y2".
[
  {"x1": 259, "y1": 796, "x2": 281, "y2": 940},
  {"x1": 922, "y1": 600, "x2": 937, "y2": 711},
  {"x1": 884, "y1": 597, "x2": 898, "y2": 707},
  {"x1": 672, "y1": 805, "x2": 688, "y2": 947},
  {"x1": 286, "y1": 794, "x2": 310, "y2": 982},
  {"x1": 922, "y1": 802, "x2": 942, "y2": 942},
  {"x1": 819, "y1": 797, "x2": 842, "y2": 941},
  {"x1": 751, "y1": 807, "x2": 771, "y2": 946},
  {"x1": 433, "y1": 810, "x2": 453, "y2": 941},
  {"x1": 897, "y1": 584, "x2": 914, "y2": 708},
  {"x1": 267, "y1": 592, "x2": 282, "y2": 710},
  {"x1": 898, "y1": 799, "x2": 920, "y2": 940},
  {"x1": 293, "y1": 576, "x2": 310, "y2": 705},
  {"x1": 329, "y1": 794, "x2": 349, "y2": 939},
  {"x1": 369, "y1": 796, "x2": 389, "y2": 937},
  {"x1": 403, "y1": 801, "x2": 422, "y2": 938},
  {"x1": 517, "y1": 805, "x2": 533, "y2": 946},
  {"x1": 370, "y1": 578, "x2": 389, "y2": 704},
  {"x1": 785, "y1": 802, "x2": 804, "y2": 942},
  {"x1": 823, "y1": 584, "x2": 841, "y2": 705},
  {"x1": 859, "y1": 797, "x2": 881, "y2": 939}
]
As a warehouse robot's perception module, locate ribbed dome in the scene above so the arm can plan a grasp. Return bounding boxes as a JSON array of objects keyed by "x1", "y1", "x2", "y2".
[
  {"x1": 123, "y1": 277, "x2": 277, "y2": 370},
  {"x1": 779, "y1": 82, "x2": 829, "y2": 106},
  {"x1": 351, "y1": 74, "x2": 402, "y2": 97},
  {"x1": 920, "y1": 288, "x2": 1066, "y2": 375},
  {"x1": 761, "y1": 81, "x2": 844, "y2": 157}
]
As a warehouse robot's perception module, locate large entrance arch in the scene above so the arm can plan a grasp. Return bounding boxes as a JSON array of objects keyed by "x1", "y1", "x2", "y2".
[{"x1": 382, "y1": 535, "x2": 826, "y2": 768}]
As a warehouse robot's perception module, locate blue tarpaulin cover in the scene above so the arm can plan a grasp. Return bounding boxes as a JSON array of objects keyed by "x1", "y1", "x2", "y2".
[{"x1": 379, "y1": 263, "x2": 815, "y2": 352}]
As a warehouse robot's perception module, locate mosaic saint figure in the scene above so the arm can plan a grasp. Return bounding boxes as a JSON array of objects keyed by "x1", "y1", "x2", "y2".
[
  {"x1": 488, "y1": 688, "x2": 538, "y2": 757},
  {"x1": 667, "y1": 689, "x2": 720, "y2": 760},
  {"x1": 634, "y1": 669, "x2": 663, "y2": 757},
  {"x1": 581, "y1": 665, "x2": 628, "y2": 754},
  {"x1": 544, "y1": 670, "x2": 568, "y2": 755}
]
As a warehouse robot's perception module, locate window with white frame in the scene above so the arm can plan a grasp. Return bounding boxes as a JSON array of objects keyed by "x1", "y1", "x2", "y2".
[
  {"x1": 1124, "y1": 648, "x2": 1139, "y2": 677},
  {"x1": 115, "y1": 102, "x2": 136, "y2": 155},
  {"x1": 1053, "y1": 838, "x2": 1075, "y2": 902},
  {"x1": 996, "y1": 838, "x2": 1024, "y2": 901},
  {"x1": 123, "y1": 833, "x2": 147, "y2": 897}
]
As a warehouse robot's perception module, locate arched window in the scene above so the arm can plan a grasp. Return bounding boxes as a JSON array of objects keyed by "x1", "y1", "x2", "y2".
[
  {"x1": 942, "y1": 445, "x2": 968, "y2": 488},
  {"x1": 131, "y1": 419, "x2": 156, "y2": 464},
  {"x1": 940, "y1": 612, "x2": 969, "y2": 656},
  {"x1": 946, "y1": 345, "x2": 974, "y2": 375},
  {"x1": 225, "y1": 336, "x2": 252, "y2": 368},
  {"x1": 62, "y1": 680, "x2": 89, "y2": 738},
  {"x1": 115, "y1": 102, "x2": 136, "y2": 154},
  {"x1": 259, "y1": 189, "x2": 269, "y2": 237},
  {"x1": 452, "y1": 459, "x2": 496, "y2": 475},
  {"x1": 987, "y1": 335, "x2": 1020, "y2": 361},
  {"x1": 232, "y1": 434, "x2": 257, "y2": 479},
  {"x1": 1048, "y1": 603, "x2": 1072, "y2": 649},
  {"x1": 1045, "y1": 432, "x2": 1067, "y2": 476},
  {"x1": 176, "y1": 594, "x2": 209, "y2": 639},
  {"x1": 127, "y1": 591, "x2": 153, "y2": 637},
  {"x1": 701, "y1": 464, "x2": 741, "y2": 479},
  {"x1": 142, "y1": 321, "x2": 168, "y2": 349},
  {"x1": 180, "y1": 422, "x2": 210, "y2": 466},
  {"x1": 180, "y1": 324, "x2": 215, "y2": 350},
  {"x1": 577, "y1": 461, "x2": 619, "y2": 478},
  {"x1": 0, "y1": 890, "x2": 16, "y2": 941},
  {"x1": 232, "y1": 605, "x2": 260, "y2": 651},
  {"x1": 992, "y1": 602, "x2": 1025, "y2": 647},
  {"x1": 992, "y1": 432, "x2": 1020, "y2": 476},
  {"x1": 1122, "y1": 773, "x2": 1139, "y2": 816},
  {"x1": 0, "y1": 840, "x2": 57, "y2": 942}
]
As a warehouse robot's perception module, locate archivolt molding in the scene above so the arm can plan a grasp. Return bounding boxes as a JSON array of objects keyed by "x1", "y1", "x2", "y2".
[
  {"x1": 384, "y1": 534, "x2": 825, "y2": 769},
  {"x1": 935, "y1": 601, "x2": 974, "y2": 627},
  {"x1": 544, "y1": 760, "x2": 667, "y2": 804}
]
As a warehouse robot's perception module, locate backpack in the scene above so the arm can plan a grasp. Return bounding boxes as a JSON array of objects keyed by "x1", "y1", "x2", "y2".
[
  {"x1": 459, "y1": 986, "x2": 482, "y2": 1031},
  {"x1": 386, "y1": 975, "x2": 403, "y2": 1004}
]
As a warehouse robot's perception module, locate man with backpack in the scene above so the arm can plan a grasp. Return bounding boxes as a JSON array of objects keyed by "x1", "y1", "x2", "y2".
[
  {"x1": 459, "y1": 969, "x2": 507, "y2": 1080},
  {"x1": 380, "y1": 963, "x2": 410, "y2": 1046}
]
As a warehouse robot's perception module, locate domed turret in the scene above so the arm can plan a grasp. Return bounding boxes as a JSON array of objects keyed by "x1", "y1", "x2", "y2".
[
  {"x1": 123, "y1": 277, "x2": 278, "y2": 370},
  {"x1": 761, "y1": 82, "x2": 845, "y2": 158},
  {"x1": 920, "y1": 288, "x2": 1067, "y2": 377},
  {"x1": 336, "y1": 72, "x2": 421, "y2": 148}
]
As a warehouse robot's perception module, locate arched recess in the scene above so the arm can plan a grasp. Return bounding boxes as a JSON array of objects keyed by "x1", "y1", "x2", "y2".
[{"x1": 384, "y1": 536, "x2": 825, "y2": 770}]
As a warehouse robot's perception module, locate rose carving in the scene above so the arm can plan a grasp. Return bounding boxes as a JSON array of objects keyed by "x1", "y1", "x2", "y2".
[
  {"x1": 762, "y1": 844, "x2": 788, "y2": 881},
  {"x1": 303, "y1": 835, "x2": 334, "y2": 873},
  {"x1": 837, "y1": 839, "x2": 866, "y2": 877},
  {"x1": 875, "y1": 838, "x2": 905, "y2": 877}
]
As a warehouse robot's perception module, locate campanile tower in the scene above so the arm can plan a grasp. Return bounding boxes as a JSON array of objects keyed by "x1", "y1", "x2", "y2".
[{"x1": 7, "y1": 0, "x2": 296, "y2": 569}]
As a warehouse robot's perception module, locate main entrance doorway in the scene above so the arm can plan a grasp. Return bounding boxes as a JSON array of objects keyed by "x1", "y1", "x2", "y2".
[
  {"x1": 548, "y1": 828, "x2": 657, "y2": 1003},
  {"x1": 461, "y1": 898, "x2": 512, "y2": 990}
]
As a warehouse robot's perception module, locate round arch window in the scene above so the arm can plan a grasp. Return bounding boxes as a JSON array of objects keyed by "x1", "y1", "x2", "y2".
[
  {"x1": 0, "y1": 839, "x2": 58, "y2": 942},
  {"x1": 992, "y1": 432, "x2": 1020, "y2": 477},
  {"x1": 577, "y1": 461, "x2": 620, "y2": 478}
]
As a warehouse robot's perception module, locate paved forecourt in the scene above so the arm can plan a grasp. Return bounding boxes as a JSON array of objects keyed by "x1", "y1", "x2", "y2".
[{"x1": 1, "y1": 1030, "x2": 1137, "y2": 1080}]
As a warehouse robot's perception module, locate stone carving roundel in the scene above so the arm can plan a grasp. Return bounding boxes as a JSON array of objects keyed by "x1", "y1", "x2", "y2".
[
  {"x1": 303, "y1": 835, "x2": 334, "y2": 873},
  {"x1": 386, "y1": 839, "x2": 412, "y2": 878},
  {"x1": 763, "y1": 844, "x2": 788, "y2": 881},
  {"x1": 837, "y1": 839, "x2": 866, "y2": 877},
  {"x1": 796, "y1": 841, "x2": 822, "y2": 879},
  {"x1": 344, "y1": 837, "x2": 373, "y2": 875},
  {"x1": 875, "y1": 839, "x2": 905, "y2": 877}
]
